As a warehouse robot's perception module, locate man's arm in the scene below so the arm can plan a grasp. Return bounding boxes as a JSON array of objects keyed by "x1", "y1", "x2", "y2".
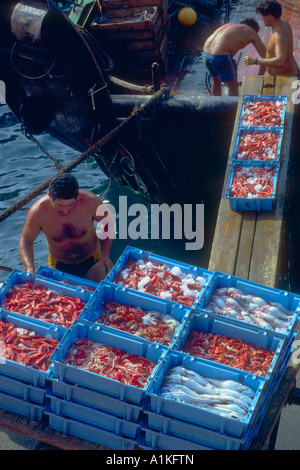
[
  {"x1": 19, "y1": 207, "x2": 42, "y2": 273},
  {"x1": 94, "y1": 200, "x2": 115, "y2": 273},
  {"x1": 251, "y1": 34, "x2": 267, "y2": 75},
  {"x1": 244, "y1": 33, "x2": 288, "y2": 68},
  {"x1": 252, "y1": 34, "x2": 267, "y2": 59}
]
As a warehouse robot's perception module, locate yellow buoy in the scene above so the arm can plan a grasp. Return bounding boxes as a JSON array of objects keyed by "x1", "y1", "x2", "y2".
[{"x1": 177, "y1": 7, "x2": 197, "y2": 27}]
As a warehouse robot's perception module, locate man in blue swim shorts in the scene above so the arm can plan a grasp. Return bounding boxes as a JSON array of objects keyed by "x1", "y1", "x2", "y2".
[{"x1": 203, "y1": 19, "x2": 266, "y2": 96}]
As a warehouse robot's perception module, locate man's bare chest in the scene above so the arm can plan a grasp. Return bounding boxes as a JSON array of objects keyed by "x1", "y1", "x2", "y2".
[
  {"x1": 50, "y1": 223, "x2": 88, "y2": 243},
  {"x1": 267, "y1": 34, "x2": 276, "y2": 56},
  {"x1": 42, "y1": 212, "x2": 93, "y2": 243}
]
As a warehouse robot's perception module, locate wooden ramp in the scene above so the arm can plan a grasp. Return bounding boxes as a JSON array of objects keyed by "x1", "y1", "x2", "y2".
[
  {"x1": 208, "y1": 75, "x2": 295, "y2": 288},
  {"x1": 208, "y1": 75, "x2": 300, "y2": 450}
]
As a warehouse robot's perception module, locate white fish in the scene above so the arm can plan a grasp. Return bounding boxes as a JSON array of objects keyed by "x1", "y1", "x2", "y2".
[
  {"x1": 261, "y1": 305, "x2": 292, "y2": 321},
  {"x1": 228, "y1": 287, "x2": 244, "y2": 295},
  {"x1": 214, "y1": 403, "x2": 246, "y2": 417},
  {"x1": 218, "y1": 389, "x2": 253, "y2": 407},
  {"x1": 207, "y1": 302, "x2": 222, "y2": 315},
  {"x1": 253, "y1": 316, "x2": 274, "y2": 330},
  {"x1": 269, "y1": 301, "x2": 293, "y2": 316},
  {"x1": 221, "y1": 307, "x2": 241, "y2": 318},
  {"x1": 183, "y1": 378, "x2": 218, "y2": 395},
  {"x1": 180, "y1": 368, "x2": 213, "y2": 388},
  {"x1": 212, "y1": 296, "x2": 227, "y2": 308},
  {"x1": 224, "y1": 297, "x2": 243, "y2": 310},
  {"x1": 208, "y1": 379, "x2": 252, "y2": 394},
  {"x1": 259, "y1": 312, "x2": 289, "y2": 329}
]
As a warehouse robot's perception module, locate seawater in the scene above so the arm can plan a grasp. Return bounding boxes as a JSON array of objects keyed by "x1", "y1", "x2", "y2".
[{"x1": 0, "y1": 104, "x2": 209, "y2": 284}]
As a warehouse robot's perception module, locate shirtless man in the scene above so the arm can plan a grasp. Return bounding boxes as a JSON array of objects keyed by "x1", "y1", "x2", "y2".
[
  {"x1": 203, "y1": 19, "x2": 266, "y2": 96},
  {"x1": 19, "y1": 173, "x2": 114, "y2": 282},
  {"x1": 244, "y1": 0, "x2": 299, "y2": 76}
]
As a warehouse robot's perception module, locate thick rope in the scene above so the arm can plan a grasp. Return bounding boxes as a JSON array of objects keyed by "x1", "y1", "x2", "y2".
[
  {"x1": 0, "y1": 85, "x2": 169, "y2": 223},
  {"x1": 22, "y1": 127, "x2": 64, "y2": 171}
]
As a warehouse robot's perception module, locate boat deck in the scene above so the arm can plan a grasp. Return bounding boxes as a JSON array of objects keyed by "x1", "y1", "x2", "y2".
[{"x1": 164, "y1": 0, "x2": 300, "y2": 96}]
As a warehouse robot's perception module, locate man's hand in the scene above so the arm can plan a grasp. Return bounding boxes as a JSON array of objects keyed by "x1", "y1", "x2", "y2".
[
  {"x1": 99, "y1": 254, "x2": 113, "y2": 274},
  {"x1": 244, "y1": 55, "x2": 255, "y2": 66},
  {"x1": 27, "y1": 266, "x2": 36, "y2": 274}
]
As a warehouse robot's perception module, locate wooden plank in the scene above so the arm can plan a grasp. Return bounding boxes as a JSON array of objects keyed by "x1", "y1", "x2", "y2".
[
  {"x1": 99, "y1": 0, "x2": 168, "y2": 14},
  {"x1": 100, "y1": 0, "x2": 169, "y2": 18},
  {"x1": 234, "y1": 211, "x2": 257, "y2": 279},
  {"x1": 93, "y1": 7, "x2": 159, "y2": 33},
  {"x1": 249, "y1": 76, "x2": 295, "y2": 287}
]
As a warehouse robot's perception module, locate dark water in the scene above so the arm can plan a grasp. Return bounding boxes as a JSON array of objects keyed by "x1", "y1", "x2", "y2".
[{"x1": 0, "y1": 104, "x2": 210, "y2": 284}]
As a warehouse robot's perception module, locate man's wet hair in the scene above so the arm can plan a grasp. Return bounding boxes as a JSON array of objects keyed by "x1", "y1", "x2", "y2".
[
  {"x1": 256, "y1": 0, "x2": 282, "y2": 19},
  {"x1": 240, "y1": 18, "x2": 260, "y2": 32},
  {"x1": 49, "y1": 173, "x2": 79, "y2": 201}
]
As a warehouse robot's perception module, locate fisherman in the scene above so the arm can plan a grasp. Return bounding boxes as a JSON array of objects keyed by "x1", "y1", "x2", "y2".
[
  {"x1": 244, "y1": 0, "x2": 299, "y2": 77},
  {"x1": 19, "y1": 173, "x2": 114, "y2": 282},
  {"x1": 203, "y1": 19, "x2": 266, "y2": 96}
]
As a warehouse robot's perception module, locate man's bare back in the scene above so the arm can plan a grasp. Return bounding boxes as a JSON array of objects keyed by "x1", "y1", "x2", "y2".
[
  {"x1": 204, "y1": 23, "x2": 265, "y2": 57},
  {"x1": 203, "y1": 20, "x2": 266, "y2": 96}
]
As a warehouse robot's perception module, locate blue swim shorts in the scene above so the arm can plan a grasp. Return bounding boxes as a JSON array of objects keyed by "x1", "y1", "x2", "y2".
[{"x1": 202, "y1": 51, "x2": 237, "y2": 83}]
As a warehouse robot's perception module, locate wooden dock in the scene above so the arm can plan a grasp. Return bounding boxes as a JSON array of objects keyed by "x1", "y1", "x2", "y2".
[
  {"x1": 208, "y1": 75, "x2": 300, "y2": 449},
  {"x1": 208, "y1": 75, "x2": 295, "y2": 287}
]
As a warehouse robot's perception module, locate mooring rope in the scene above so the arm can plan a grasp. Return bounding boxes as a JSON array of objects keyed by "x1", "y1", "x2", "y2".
[
  {"x1": 21, "y1": 126, "x2": 64, "y2": 171},
  {"x1": 0, "y1": 84, "x2": 169, "y2": 223}
]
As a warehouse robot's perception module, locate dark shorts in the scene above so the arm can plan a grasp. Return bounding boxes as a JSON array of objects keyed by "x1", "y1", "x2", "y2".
[
  {"x1": 48, "y1": 250, "x2": 101, "y2": 278},
  {"x1": 203, "y1": 51, "x2": 237, "y2": 83}
]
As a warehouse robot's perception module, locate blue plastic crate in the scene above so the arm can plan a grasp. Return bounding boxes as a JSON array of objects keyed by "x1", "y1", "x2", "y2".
[
  {"x1": 48, "y1": 370, "x2": 143, "y2": 421},
  {"x1": 47, "y1": 394, "x2": 141, "y2": 439},
  {"x1": 225, "y1": 161, "x2": 280, "y2": 211},
  {"x1": 238, "y1": 95, "x2": 287, "y2": 127},
  {"x1": 173, "y1": 311, "x2": 285, "y2": 381},
  {"x1": 45, "y1": 411, "x2": 136, "y2": 449},
  {"x1": 0, "y1": 373, "x2": 46, "y2": 404},
  {"x1": 144, "y1": 409, "x2": 243, "y2": 450},
  {"x1": 105, "y1": 246, "x2": 213, "y2": 308},
  {"x1": 36, "y1": 266, "x2": 98, "y2": 292},
  {"x1": 140, "y1": 425, "x2": 214, "y2": 450},
  {"x1": 50, "y1": 320, "x2": 168, "y2": 404},
  {"x1": 79, "y1": 281, "x2": 190, "y2": 347},
  {"x1": 146, "y1": 350, "x2": 265, "y2": 438},
  {"x1": 0, "y1": 390, "x2": 44, "y2": 421},
  {"x1": 232, "y1": 126, "x2": 283, "y2": 162},
  {"x1": 197, "y1": 272, "x2": 300, "y2": 339},
  {"x1": 0, "y1": 310, "x2": 65, "y2": 387},
  {"x1": 0, "y1": 269, "x2": 93, "y2": 329}
]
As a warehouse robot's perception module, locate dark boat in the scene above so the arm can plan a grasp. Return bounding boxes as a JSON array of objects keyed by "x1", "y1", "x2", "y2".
[{"x1": 0, "y1": 0, "x2": 241, "y2": 206}]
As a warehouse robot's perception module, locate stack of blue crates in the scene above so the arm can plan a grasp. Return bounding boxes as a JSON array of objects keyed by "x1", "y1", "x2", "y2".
[
  {"x1": 0, "y1": 246, "x2": 298, "y2": 450},
  {"x1": 225, "y1": 94, "x2": 287, "y2": 211},
  {"x1": 0, "y1": 270, "x2": 91, "y2": 422},
  {"x1": 0, "y1": 309, "x2": 65, "y2": 422},
  {"x1": 48, "y1": 321, "x2": 168, "y2": 449}
]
